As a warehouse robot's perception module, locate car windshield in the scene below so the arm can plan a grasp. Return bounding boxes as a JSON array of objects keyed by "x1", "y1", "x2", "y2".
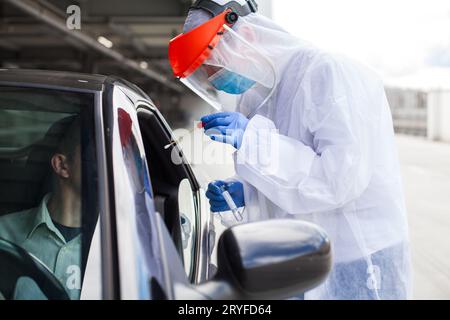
[{"x1": 0, "y1": 86, "x2": 98, "y2": 300}]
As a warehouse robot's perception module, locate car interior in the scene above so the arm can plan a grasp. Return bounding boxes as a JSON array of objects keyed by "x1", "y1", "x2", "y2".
[
  {"x1": 0, "y1": 87, "x2": 97, "y2": 299},
  {"x1": 0, "y1": 87, "x2": 89, "y2": 216}
]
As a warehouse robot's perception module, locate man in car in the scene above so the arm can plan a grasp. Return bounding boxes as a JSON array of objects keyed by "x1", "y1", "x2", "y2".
[{"x1": 0, "y1": 117, "x2": 82, "y2": 300}]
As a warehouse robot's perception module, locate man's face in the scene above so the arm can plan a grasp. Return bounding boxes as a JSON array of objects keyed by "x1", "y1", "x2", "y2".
[
  {"x1": 203, "y1": 64, "x2": 222, "y2": 78},
  {"x1": 70, "y1": 145, "x2": 82, "y2": 195}
]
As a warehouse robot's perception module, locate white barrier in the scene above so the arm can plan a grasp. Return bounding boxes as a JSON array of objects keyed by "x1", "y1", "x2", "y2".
[{"x1": 427, "y1": 90, "x2": 450, "y2": 142}]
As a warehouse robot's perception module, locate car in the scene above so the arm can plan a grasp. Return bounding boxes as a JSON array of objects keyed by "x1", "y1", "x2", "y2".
[{"x1": 0, "y1": 68, "x2": 332, "y2": 300}]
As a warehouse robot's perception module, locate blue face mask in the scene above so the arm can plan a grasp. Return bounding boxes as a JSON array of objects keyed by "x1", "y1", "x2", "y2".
[{"x1": 209, "y1": 69, "x2": 256, "y2": 95}]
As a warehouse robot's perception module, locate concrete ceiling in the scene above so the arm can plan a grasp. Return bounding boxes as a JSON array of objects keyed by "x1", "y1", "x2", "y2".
[{"x1": 0, "y1": 0, "x2": 192, "y2": 93}]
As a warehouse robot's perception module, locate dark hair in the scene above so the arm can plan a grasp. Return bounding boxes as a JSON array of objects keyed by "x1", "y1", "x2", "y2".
[{"x1": 55, "y1": 116, "x2": 81, "y2": 161}]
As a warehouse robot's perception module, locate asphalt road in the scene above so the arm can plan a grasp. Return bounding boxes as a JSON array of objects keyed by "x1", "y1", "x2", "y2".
[{"x1": 396, "y1": 135, "x2": 450, "y2": 300}]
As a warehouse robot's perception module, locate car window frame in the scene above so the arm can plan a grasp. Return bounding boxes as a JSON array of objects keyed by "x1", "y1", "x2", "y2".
[
  {"x1": 136, "y1": 106, "x2": 201, "y2": 279},
  {"x1": 134, "y1": 102, "x2": 212, "y2": 284}
]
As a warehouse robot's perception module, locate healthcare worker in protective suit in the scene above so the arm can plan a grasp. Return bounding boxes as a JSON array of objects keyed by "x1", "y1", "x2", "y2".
[{"x1": 168, "y1": 0, "x2": 412, "y2": 300}]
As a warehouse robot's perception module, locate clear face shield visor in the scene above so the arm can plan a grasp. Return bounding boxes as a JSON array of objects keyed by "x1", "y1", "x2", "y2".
[{"x1": 169, "y1": 10, "x2": 277, "y2": 118}]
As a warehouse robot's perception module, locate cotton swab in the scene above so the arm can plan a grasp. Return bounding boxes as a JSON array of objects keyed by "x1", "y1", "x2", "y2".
[{"x1": 164, "y1": 121, "x2": 204, "y2": 150}]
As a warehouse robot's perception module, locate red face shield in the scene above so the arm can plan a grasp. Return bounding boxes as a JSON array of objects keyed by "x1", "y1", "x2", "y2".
[{"x1": 169, "y1": 10, "x2": 234, "y2": 78}]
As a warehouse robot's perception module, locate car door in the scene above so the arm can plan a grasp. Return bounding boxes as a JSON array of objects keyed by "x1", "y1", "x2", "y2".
[
  {"x1": 114, "y1": 82, "x2": 214, "y2": 282},
  {"x1": 103, "y1": 82, "x2": 201, "y2": 299}
]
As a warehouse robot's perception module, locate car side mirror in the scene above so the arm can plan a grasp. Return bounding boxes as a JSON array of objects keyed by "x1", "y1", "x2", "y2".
[{"x1": 197, "y1": 219, "x2": 331, "y2": 300}]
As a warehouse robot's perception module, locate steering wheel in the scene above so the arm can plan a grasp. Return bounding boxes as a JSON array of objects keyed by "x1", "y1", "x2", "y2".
[{"x1": 0, "y1": 238, "x2": 70, "y2": 300}]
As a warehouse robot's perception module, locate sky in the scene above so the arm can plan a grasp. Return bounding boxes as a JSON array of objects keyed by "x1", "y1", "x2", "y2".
[{"x1": 272, "y1": 0, "x2": 450, "y2": 86}]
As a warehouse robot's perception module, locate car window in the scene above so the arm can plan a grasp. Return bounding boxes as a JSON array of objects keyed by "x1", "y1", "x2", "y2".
[
  {"x1": 136, "y1": 106, "x2": 203, "y2": 282},
  {"x1": 0, "y1": 109, "x2": 69, "y2": 149},
  {"x1": 0, "y1": 86, "x2": 99, "y2": 300}
]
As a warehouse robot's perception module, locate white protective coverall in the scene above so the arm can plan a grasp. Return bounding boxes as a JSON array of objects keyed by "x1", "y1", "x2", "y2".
[{"x1": 184, "y1": 1, "x2": 412, "y2": 300}]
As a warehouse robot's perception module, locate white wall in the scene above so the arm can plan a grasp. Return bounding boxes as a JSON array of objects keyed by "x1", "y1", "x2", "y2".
[{"x1": 427, "y1": 90, "x2": 450, "y2": 142}]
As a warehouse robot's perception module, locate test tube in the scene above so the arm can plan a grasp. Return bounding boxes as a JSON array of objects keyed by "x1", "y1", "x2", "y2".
[{"x1": 220, "y1": 185, "x2": 243, "y2": 222}]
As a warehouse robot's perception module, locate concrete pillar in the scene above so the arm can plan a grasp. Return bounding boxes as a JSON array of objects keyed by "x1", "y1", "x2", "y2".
[
  {"x1": 427, "y1": 90, "x2": 450, "y2": 142},
  {"x1": 257, "y1": 0, "x2": 273, "y2": 18}
]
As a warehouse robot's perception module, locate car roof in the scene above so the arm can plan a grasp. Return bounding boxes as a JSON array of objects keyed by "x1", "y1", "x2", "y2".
[
  {"x1": 0, "y1": 68, "x2": 108, "y2": 92},
  {"x1": 0, "y1": 68, "x2": 154, "y2": 109}
]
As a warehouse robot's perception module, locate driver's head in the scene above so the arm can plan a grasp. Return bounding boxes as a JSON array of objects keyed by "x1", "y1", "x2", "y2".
[{"x1": 50, "y1": 117, "x2": 81, "y2": 196}]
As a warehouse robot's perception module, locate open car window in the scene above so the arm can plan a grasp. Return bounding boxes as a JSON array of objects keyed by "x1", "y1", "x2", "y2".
[
  {"x1": 0, "y1": 86, "x2": 99, "y2": 300},
  {"x1": 136, "y1": 105, "x2": 203, "y2": 283}
]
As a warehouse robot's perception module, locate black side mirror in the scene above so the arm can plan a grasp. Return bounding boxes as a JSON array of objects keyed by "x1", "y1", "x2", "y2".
[{"x1": 198, "y1": 219, "x2": 331, "y2": 300}]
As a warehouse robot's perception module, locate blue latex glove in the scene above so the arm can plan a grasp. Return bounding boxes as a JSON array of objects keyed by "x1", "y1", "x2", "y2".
[
  {"x1": 205, "y1": 180, "x2": 245, "y2": 213},
  {"x1": 201, "y1": 112, "x2": 249, "y2": 149}
]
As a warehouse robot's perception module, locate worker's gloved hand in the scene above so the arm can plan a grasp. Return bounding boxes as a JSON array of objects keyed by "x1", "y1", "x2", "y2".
[
  {"x1": 201, "y1": 112, "x2": 249, "y2": 149},
  {"x1": 206, "y1": 180, "x2": 245, "y2": 212}
]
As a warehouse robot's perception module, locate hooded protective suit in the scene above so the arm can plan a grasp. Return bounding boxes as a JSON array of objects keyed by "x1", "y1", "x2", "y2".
[{"x1": 181, "y1": 0, "x2": 412, "y2": 300}]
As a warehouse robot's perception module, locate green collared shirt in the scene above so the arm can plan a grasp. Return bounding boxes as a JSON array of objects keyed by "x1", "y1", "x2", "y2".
[{"x1": 0, "y1": 194, "x2": 81, "y2": 300}]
